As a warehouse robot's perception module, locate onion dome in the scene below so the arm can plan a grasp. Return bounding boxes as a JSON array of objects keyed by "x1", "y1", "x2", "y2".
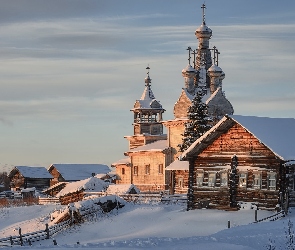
[
  {"x1": 208, "y1": 64, "x2": 223, "y2": 73},
  {"x1": 182, "y1": 64, "x2": 197, "y2": 94}
]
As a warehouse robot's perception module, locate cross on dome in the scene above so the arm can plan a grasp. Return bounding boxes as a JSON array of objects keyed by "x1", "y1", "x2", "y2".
[{"x1": 201, "y1": 3, "x2": 206, "y2": 25}]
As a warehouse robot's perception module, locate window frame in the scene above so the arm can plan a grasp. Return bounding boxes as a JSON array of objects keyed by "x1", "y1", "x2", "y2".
[
  {"x1": 253, "y1": 172, "x2": 261, "y2": 189},
  {"x1": 158, "y1": 164, "x2": 163, "y2": 175},
  {"x1": 178, "y1": 177, "x2": 184, "y2": 188},
  {"x1": 145, "y1": 165, "x2": 150, "y2": 175},
  {"x1": 133, "y1": 166, "x2": 138, "y2": 176},
  {"x1": 208, "y1": 172, "x2": 216, "y2": 187},
  {"x1": 239, "y1": 172, "x2": 247, "y2": 188},
  {"x1": 220, "y1": 171, "x2": 228, "y2": 187},
  {"x1": 196, "y1": 170, "x2": 204, "y2": 187},
  {"x1": 268, "y1": 172, "x2": 276, "y2": 190}
]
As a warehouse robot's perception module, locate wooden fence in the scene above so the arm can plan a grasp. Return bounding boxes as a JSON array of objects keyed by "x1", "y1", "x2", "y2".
[
  {"x1": 0, "y1": 219, "x2": 71, "y2": 246},
  {"x1": 118, "y1": 193, "x2": 187, "y2": 204},
  {"x1": 253, "y1": 210, "x2": 285, "y2": 223},
  {"x1": 38, "y1": 197, "x2": 60, "y2": 205}
]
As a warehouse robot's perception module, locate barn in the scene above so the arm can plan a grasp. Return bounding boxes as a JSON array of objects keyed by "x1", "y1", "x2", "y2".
[
  {"x1": 48, "y1": 164, "x2": 111, "y2": 186},
  {"x1": 181, "y1": 115, "x2": 295, "y2": 211},
  {"x1": 9, "y1": 166, "x2": 53, "y2": 191}
]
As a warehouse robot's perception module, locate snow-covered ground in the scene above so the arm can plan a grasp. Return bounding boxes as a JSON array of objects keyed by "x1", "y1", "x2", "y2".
[{"x1": 0, "y1": 202, "x2": 293, "y2": 249}]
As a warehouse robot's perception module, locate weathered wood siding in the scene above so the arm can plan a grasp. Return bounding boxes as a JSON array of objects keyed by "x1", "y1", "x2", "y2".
[
  {"x1": 173, "y1": 170, "x2": 189, "y2": 194},
  {"x1": 192, "y1": 123, "x2": 283, "y2": 210},
  {"x1": 49, "y1": 167, "x2": 65, "y2": 186},
  {"x1": 10, "y1": 171, "x2": 50, "y2": 191}
]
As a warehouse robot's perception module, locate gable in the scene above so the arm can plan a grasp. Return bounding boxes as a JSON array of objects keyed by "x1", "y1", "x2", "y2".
[
  {"x1": 174, "y1": 89, "x2": 192, "y2": 119},
  {"x1": 199, "y1": 123, "x2": 278, "y2": 162},
  {"x1": 206, "y1": 88, "x2": 234, "y2": 116}
]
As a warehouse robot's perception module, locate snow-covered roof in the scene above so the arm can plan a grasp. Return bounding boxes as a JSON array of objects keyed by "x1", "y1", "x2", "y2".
[
  {"x1": 231, "y1": 115, "x2": 295, "y2": 160},
  {"x1": 166, "y1": 160, "x2": 189, "y2": 170},
  {"x1": 56, "y1": 176, "x2": 108, "y2": 197},
  {"x1": 49, "y1": 164, "x2": 111, "y2": 181},
  {"x1": 126, "y1": 140, "x2": 169, "y2": 153},
  {"x1": 195, "y1": 24, "x2": 212, "y2": 33},
  {"x1": 111, "y1": 157, "x2": 131, "y2": 166},
  {"x1": 140, "y1": 83, "x2": 155, "y2": 101},
  {"x1": 208, "y1": 64, "x2": 222, "y2": 72},
  {"x1": 181, "y1": 115, "x2": 295, "y2": 161},
  {"x1": 106, "y1": 184, "x2": 140, "y2": 195},
  {"x1": 182, "y1": 64, "x2": 197, "y2": 73},
  {"x1": 9, "y1": 166, "x2": 53, "y2": 179}
]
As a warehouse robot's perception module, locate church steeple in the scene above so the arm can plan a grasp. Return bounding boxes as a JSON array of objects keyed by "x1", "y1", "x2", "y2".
[
  {"x1": 194, "y1": 3, "x2": 212, "y2": 80},
  {"x1": 131, "y1": 66, "x2": 165, "y2": 136}
]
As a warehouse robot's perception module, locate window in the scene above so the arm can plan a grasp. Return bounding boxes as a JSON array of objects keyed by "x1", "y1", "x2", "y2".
[
  {"x1": 178, "y1": 177, "x2": 184, "y2": 188},
  {"x1": 158, "y1": 164, "x2": 163, "y2": 174},
  {"x1": 133, "y1": 166, "x2": 138, "y2": 175},
  {"x1": 208, "y1": 172, "x2": 216, "y2": 187},
  {"x1": 145, "y1": 165, "x2": 150, "y2": 175},
  {"x1": 220, "y1": 171, "x2": 228, "y2": 187},
  {"x1": 196, "y1": 170, "x2": 204, "y2": 187},
  {"x1": 122, "y1": 168, "x2": 125, "y2": 175},
  {"x1": 253, "y1": 172, "x2": 261, "y2": 189},
  {"x1": 239, "y1": 172, "x2": 247, "y2": 188},
  {"x1": 268, "y1": 172, "x2": 276, "y2": 190}
]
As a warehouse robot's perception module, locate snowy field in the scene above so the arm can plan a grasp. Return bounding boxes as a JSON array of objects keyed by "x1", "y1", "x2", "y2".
[{"x1": 0, "y1": 202, "x2": 293, "y2": 249}]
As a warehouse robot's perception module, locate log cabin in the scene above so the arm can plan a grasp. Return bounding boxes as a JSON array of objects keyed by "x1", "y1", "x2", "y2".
[
  {"x1": 9, "y1": 166, "x2": 53, "y2": 191},
  {"x1": 181, "y1": 115, "x2": 295, "y2": 211}
]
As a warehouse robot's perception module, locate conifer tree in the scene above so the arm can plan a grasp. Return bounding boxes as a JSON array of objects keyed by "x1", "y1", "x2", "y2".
[{"x1": 178, "y1": 91, "x2": 212, "y2": 152}]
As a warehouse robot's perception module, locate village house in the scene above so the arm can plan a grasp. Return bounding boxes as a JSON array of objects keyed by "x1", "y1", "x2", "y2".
[
  {"x1": 181, "y1": 115, "x2": 295, "y2": 211},
  {"x1": 9, "y1": 166, "x2": 53, "y2": 191}
]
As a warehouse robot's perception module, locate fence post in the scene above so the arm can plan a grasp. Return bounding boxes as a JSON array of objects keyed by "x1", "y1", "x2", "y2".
[
  {"x1": 9, "y1": 236, "x2": 13, "y2": 245},
  {"x1": 255, "y1": 210, "x2": 258, "y2": 222},
  {"x1": 18, "y1": 227, "x2": 23, "y2": 246},
  {"x1": 45, "y1": 223, "x2": 50, "y2": 239},
  {"x1": 227, "y1": 220, "x2": 230, "y2": 228}
]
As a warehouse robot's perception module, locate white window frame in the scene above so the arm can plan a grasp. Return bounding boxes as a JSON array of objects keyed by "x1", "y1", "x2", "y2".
[
  {"x1": 268, "y1": 172, "x2": 276, "y2": 190},
  {"x1": 239, "y1": 172, "x2": 247, "y2": 188},
  {"x1": 220, "y1": 171, "x2": 228, "y2": 187},
  {"x1": 196, "y1": 170, "x2": 204, "y2": 187},
  {"x1": 208, "y1": 172, "x2": 216, "y2": 187},
  {"x1": 253, "y1": 172, "x2": 261, "y2": 189}
]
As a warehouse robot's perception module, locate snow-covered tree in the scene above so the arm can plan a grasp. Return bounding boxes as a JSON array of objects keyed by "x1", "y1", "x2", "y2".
[{"x1": 178, "y1": 91, "x2": 212, "y2": 152}]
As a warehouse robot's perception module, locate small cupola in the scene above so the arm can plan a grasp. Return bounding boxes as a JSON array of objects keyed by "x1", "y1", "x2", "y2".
[{"x1": 208, "y1": 64, "x2": 223, "y2": 94}]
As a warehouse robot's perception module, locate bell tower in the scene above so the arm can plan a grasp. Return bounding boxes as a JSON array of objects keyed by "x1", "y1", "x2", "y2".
[{"x1": 125, "y1": 67, "x2": 166, "y2": 149}]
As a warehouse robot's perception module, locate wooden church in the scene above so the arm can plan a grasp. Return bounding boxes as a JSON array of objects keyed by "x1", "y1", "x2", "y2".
[{"x1": 112, "y1": 4, "x2": 233, "y2": 193}]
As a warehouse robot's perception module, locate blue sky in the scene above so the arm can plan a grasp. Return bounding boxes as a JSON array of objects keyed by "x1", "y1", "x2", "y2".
[{"x1": 0, "y1": 0, "x2": 295, "y2": 170}]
